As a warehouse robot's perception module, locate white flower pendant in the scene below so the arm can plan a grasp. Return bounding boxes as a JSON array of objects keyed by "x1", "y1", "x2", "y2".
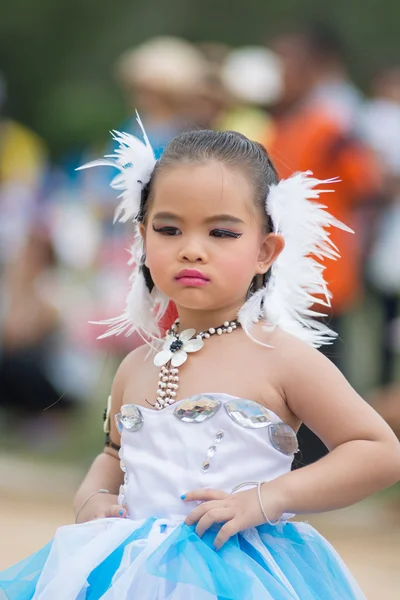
[{"x1": 154, "y1": 328, "x2": 204, "y2": 368}]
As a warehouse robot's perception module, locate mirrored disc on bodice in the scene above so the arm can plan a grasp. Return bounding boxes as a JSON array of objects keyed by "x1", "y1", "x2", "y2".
[
  {"x1": 269, "y1": 423, "x2": 299, "y2": 455},
  {"x1": 174, "y1": 396, "x2": 222, "y2": 423},
  {"x1": 115, "y1": 404, "x2": 144, "y2": 433},
  {"x1": 224, "y1": 398, "x2": 273, "y2": 428}
]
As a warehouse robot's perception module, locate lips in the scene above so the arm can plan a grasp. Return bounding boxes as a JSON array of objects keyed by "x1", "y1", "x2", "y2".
[
  {"x1": 175, "y1": 269, "x2": 209, "y2": 281},
  {"x1": 175, "y1": 269, "x2": 210, "y2": 287}
]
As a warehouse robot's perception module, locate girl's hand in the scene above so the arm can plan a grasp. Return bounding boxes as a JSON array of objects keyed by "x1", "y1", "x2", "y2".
[
  {"x1": 75, "y1": 493, "x2": 128, "y2": 524},
  {"x1": 183, "y1": 486, "x2": 284, "y2": 550}
]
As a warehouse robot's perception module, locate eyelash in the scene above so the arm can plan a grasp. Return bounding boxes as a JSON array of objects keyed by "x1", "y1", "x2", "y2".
[{"x1": 152, "y1": 226, "x2": 242, "y2": 239}]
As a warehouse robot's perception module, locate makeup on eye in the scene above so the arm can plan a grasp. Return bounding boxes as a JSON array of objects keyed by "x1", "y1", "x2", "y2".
[
  {"x1": 152, "y1": 225, "x2": 243, "y2": 238},
  {"x1": 152, "y1": 225, "x2": 180, "y2": 236}
]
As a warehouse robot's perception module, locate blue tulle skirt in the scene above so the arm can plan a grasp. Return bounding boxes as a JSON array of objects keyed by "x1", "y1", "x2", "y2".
[{"x1": 0, "y1": 517, "x2": 365, "y2": 599}]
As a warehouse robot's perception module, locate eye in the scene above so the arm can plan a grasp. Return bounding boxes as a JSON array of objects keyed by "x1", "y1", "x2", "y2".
[
  {"x1": 152, "y1": 225, "x2": 180, "y2": 236},
  {"x1": 210, "y1": 229, "x2": 242, "y2": 239}
]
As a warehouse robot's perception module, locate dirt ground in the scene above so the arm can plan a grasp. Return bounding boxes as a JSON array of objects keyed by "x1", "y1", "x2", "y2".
[{"x1": 0, "y1": 493, "x2": 399, "y2": 599}]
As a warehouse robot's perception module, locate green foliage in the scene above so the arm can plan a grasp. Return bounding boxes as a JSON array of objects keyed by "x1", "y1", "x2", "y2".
[{"x1": 0, "y1": 0, "x2": 398, "y2": 156}]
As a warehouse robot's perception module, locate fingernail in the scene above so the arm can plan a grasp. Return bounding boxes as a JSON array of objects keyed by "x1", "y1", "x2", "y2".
[
  {"x1": 180, "y1": 494, "x2": 186, "y2": 500},
  {"x1": 119, "y1": 509, "x2": 124, "y2": 516}
]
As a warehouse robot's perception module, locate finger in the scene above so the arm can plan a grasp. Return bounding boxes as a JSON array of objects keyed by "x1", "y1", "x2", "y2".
[
  {"x1": 105, "y1": 504, "x2": 127, "y2": 518},
  {"x1": 182, "y1": 488, "x2": 229, "y2": 503},
  {"x1": 213, "y1": 520, "x2": 240, "y2": 551},
  {"x1": 196, "y1": 508, "x2": 235, "y2": 538},
  {"x1": 185, "y1": 500, "x2": 223, "y2": 526}
]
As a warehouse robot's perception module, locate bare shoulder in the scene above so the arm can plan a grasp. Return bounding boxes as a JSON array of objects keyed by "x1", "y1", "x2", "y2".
[
  {"x1": 110, "y1": 344, "x2": 151, "y2": 401},
  {"x1": 260, "y1": 326, "x2": 397, "y2": 452},
  {"x1": 247, "y1": 323, "x2": 318, "y2": 363}
]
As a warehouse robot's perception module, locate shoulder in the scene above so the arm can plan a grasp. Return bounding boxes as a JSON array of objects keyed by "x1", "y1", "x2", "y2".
[
  {"x1": 249, "y1": 323, "x2": 336, "y2": 383},
  {"x1": 111, "y1": 343, "x2": 155, "y2": 398}
]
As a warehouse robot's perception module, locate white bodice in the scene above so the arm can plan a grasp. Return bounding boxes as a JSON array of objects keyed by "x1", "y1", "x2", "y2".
[{"x1": 116, "y1": 393, "x2": 298, "y2": 520}]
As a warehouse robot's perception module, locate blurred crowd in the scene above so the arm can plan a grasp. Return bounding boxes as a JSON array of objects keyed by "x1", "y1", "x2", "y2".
[{"x1": 1, "y1": 24, "x2": 400, "y2": 449}]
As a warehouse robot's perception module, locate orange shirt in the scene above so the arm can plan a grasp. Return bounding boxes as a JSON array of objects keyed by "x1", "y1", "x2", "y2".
[{"x1": 267, "y1": 107, "x2": 382, "y2": 314}]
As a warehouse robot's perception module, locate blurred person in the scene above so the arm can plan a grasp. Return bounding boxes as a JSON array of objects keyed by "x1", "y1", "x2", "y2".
[
  {"x1": 0, "y1": 72, "x2": 47, "y2": 268},
  {"x1": 361, "y1": 65, "x2": 400, "y2": 386},
  {"x1": 218, "y1": 46, "x2": 282, "y2": 142},
  {"x1": 2, "y1": 123, "x2": 400, "y2": 600},
  {"x1": 266, "y1": 29, "x2": 384, "y2": 468},
  {"x1": 0, "y1": 225, "x2": 78, "y2": 439},
  {"x1": 182, "y1": 41, "x2": 230, "y2": 130},
  {"x1": 115, "y1": 36, "x2": 208, "y2": 157},
  {"x1": 287, "y1": 23, "x2": 364, "y2": 132}
]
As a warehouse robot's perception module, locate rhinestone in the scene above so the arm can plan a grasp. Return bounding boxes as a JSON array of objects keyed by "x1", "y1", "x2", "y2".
[
  {"x1": 115, "y1": 405, "x2": 144, "y2": 432},
  {"x1": 225, "y1": 399, "x2": 272, "y2": 429},
  {"x1": 224, "y1": 321, "x2": 229, "y2": 327},
  {"x1": 269, "y1": 423, "x2": 299, "y2": 455},
  {"x1": 215, "y1": 430, "x2": 224, "y2": 442},
  {"x1": 201, "y1": 460, "x2": 210, "y2": 472},
  {"x1": 207, "y1": 445, "x2": 217, "y2": 458},
  {"x1": 174, "y1": 396, "x2": 221, "y2": 423},
  {"x1": 209, "y1": 327, "x2": 215, "y2": 334},
  {"x1": 217, "y1": 328, "x2": 222, "y2": 335}
]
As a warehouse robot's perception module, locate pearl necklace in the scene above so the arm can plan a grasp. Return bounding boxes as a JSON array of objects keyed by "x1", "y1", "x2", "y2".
[{"x1": 152, "y1": 318, "x2": 240, "y2": 410}]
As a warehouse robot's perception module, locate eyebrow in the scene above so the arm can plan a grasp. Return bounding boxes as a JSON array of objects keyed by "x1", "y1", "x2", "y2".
[{"x1": 152, "y1": 212, "x2": 245, "y2": 225}]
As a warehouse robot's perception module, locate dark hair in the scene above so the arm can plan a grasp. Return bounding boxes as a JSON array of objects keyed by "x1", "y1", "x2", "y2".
[{"x1": 137, "y1": 129, "x2": 279, "y2": 293}]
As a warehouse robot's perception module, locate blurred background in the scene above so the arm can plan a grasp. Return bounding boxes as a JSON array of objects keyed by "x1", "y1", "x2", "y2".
[{"x1": 0, "y1": 1, "x2": 399, "y2": 596}]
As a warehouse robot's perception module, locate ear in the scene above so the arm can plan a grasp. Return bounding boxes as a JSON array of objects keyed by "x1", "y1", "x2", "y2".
[
  {"x1": 255, "y1": 233, "x2": 285, "y2": 275},
  {"x1": 138, "y1": 223, "x2": 148, "y2": 267}
]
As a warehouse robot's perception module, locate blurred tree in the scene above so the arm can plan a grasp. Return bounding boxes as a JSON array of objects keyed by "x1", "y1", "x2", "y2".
[{"x1": 0, "y1": 0, "x2": 398, "y2": 157}]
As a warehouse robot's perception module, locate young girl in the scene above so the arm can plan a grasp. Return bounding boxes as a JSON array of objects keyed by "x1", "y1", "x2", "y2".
[{"x1": 1, "y1": 120, "x2": 400, "y2": 599}]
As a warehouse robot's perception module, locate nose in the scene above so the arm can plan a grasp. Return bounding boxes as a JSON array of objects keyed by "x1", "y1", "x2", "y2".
[{"x1": 177, "y1": 238, "x2": 207, "y2": 263}]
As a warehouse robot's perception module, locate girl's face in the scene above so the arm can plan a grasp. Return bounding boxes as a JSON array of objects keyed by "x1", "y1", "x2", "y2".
[{"x1": 142, "y1": 161, "x2": 283, "y2": 315}]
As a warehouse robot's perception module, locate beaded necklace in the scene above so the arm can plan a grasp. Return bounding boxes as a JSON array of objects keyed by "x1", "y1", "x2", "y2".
[{"x1": 152, "y1": 318, "x2": 241, "y2": 410}]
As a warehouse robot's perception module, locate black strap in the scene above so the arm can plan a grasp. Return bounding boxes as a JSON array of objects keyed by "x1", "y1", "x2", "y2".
[{"x1": 105, "y1": 432, "x2": 121, "y2": 452}]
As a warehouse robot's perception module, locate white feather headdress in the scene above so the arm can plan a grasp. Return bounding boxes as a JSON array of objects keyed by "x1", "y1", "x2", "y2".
[
  {"x1": 78, "y1": 117, "x2": 353, "y2": 347},
  {"x1": 238, "y1": 171, "x2": 353, "y2": 347},
  {"x1": 77, "y1": 112, "x2": 168, "y2": 341}
]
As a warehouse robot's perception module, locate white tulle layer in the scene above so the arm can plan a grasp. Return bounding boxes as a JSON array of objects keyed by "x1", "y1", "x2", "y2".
[{"x1": 0, "y1": 516, "x2": 366, "y2": 600}]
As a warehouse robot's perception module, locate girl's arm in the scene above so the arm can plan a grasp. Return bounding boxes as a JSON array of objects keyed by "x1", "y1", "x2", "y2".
[
  {"x1": 73, "y1": 352, "x2": 133, "y2": 523},
  {"x1": 266, "y1": 336, "x2": 400, "y2": 514},
  {"x1": 184, "y1": 333, "x2": 400, "y2": 549}
]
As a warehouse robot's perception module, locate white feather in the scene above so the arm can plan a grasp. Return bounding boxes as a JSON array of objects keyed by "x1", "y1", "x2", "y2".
[
  {"x1": 79, "y1": 114, "x2": 168, "y2": 341},
  {"x1": 77, "y1": 112, "x2": 156, "y2": 223},
  {"x1": 238, "y1": 171, "x2": 353, "y2": 348}
]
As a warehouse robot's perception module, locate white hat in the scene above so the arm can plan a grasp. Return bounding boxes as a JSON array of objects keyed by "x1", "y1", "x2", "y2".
[
  {"x1": 116, "y1": 37, "x2": 208, "y2": 96},
  {"x1": 221, "y1": 47, "x2": 283, "y2": 106}
]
